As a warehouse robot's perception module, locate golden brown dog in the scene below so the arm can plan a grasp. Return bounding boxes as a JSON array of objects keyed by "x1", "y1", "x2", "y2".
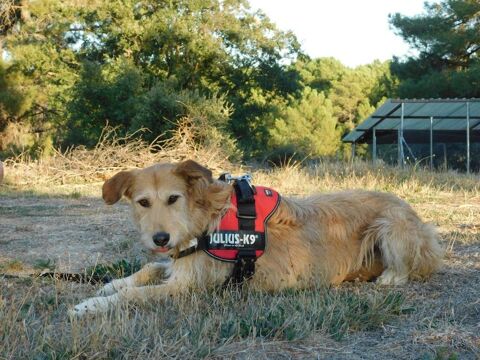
[{"x1": 70, "y1": 160, "x2": 443, "y2": 316}]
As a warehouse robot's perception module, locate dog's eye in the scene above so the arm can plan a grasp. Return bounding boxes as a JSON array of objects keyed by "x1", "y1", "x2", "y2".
[
  {"x1": 137, "y1": 199, "x2": 150, "y2": 208},
  {"x1": 167, "y1": 195, "x2": 180, "y2": 205}
]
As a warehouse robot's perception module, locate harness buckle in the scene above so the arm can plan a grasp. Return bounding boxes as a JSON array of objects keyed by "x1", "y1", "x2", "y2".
[
  {"x1": 236, "y1": 214, "x2": 256, "y2": 220},
  {"x1": 219, "y1": 173, "x2": 253, "y2": 186}
]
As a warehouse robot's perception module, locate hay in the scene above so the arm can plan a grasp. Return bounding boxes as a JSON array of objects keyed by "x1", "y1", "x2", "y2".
[{"x1": 4, "y1": 121, "x2": 233, "y2": 187}]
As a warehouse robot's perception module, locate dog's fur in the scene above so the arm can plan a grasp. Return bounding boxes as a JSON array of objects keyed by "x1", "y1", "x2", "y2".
[{"x1": 71, "y1": 160, "x2": 443, "y2": 316}]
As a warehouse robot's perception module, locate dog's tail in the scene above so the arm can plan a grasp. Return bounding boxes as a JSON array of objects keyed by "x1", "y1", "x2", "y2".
[{"x1": 358, "y1": 207, "x2": 444, "y2": 284}]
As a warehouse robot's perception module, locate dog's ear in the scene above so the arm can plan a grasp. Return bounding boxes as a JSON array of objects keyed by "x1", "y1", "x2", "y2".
[
  {"x1": 175, "y1": 160, "x2": 231, "y2": 215},
  {"x1": 102, "y1": 170, "x2": 135, "y2": 205},
  {"x1": 174, "y1": 160, "x2": 213, "y2": 184}
]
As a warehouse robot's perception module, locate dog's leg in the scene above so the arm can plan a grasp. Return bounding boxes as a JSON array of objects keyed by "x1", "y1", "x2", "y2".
[
  {"x1": 97, "y1": 262, "x2": 170, "y2": 296},
  {"x1": 70, "y1": 282, "x2": 182, "y2": 317},
  {"x1": 69, "y1": 293, "x2": 119, "y2": 316}
]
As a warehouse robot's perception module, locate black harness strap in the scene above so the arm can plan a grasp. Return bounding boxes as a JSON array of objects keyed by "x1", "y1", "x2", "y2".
[
  {"x1": 174, "y1": 231, "x2": 208, "y2": 259},
  {"x1": 227, "y1": 179, "x2": 258, "y2": 286},
  {"x1": 235, "y1": 179, "x2": 256, "y2": 230},
  {"x1": 176, "y1": 244, "x2": 200, "y2": 259}
]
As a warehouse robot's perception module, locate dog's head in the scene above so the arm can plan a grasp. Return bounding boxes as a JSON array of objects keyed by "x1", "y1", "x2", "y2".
[{"x1": 102, "y1": 160, "x2": 232, "y2": 254}]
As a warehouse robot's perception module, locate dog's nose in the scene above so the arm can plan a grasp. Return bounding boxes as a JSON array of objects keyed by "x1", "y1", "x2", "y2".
[{"x1": 152, "y1": 232, "x2": 170, "y2": 247}]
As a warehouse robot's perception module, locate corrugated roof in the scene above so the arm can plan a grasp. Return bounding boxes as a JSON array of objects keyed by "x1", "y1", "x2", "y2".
[{"x1": 343, "y1": 99, "x2": 480, "y2": 143}]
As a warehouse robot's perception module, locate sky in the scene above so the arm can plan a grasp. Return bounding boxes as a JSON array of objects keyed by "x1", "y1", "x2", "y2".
[{"x1": 248, "y1": 0, "x2": 432, "y2": 68}]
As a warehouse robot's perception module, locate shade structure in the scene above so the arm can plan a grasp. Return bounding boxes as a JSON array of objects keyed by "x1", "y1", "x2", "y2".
[
  {"x1": 342, "y1": 99, "x2": 480, "y2": 173},
  {"x1": 343, "y1": 99, "x2": 480, "y2": 143}
]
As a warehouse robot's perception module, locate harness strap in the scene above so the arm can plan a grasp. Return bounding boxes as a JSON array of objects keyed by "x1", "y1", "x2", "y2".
[
  {"x1": 235, "y1": 179, "x2": 256, "y2": 231},
  {"x1": 224, "y1": 248, "x2": 257, "y2": 287},
  {"x1": 175, "y1": 244, "x2": 200, "y2": 259},
  {"x1": 229, "y1": 179, "x2": 258, "y2": 284},
  {"x1": 173, "y1": 178, "x2": 262, "y2": 286},
  {"x1": 173, "y1": 231, "x2": 207, "y2": 259}
]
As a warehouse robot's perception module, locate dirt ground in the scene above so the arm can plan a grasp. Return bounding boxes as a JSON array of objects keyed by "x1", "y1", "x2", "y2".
[
  {"x1": 0, "y1": 193, "x2": 147, "y2": 274},
  {"x1": 1, "y1": 188, "x2": 479, "y2": 359}
]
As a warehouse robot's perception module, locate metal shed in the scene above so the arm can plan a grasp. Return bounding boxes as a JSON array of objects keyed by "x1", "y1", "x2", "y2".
[{"x1": 342, "y1": 99, "x2": 480, "y2": 173}]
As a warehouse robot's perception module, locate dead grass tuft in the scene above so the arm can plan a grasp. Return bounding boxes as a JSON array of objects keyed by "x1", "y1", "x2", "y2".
[{"x1": 3, "y1": 122, "x2": 233, "y2": 189}]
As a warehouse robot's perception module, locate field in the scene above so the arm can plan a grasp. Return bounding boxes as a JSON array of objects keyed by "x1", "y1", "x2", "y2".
[{"x1": 0, "y1": 139, "x2": 479, "y2": 359}]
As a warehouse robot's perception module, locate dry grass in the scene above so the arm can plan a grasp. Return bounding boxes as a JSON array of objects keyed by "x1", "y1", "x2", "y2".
[
  {"x1": 1, "y1": 135, "x2": 479, "y2": 359},
  {"x1": 0, "y1": 278, "x2": 409, "y2": 359},
  {"x1": 3, "y1": 124, "x2": 234, "y2": 194}
]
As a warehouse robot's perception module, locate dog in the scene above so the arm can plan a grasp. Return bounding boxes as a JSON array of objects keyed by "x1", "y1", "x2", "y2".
[{"x1": 70, "y1": 160, "x2": 443, "y2": 316}]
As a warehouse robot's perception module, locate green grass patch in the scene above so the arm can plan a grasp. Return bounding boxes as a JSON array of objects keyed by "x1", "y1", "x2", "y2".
[
  {"x1": 86, "y1": 259, "x2": 142, "y2": 279},
  {"x1": 33, "y1": 259, "x2": 56, "y2": 271},
  {"x1": 67, "y1": 191, "x2": 82, "y2": 199},
  {"x1": 197, "y1": 287, "x2": 407, "y2": 342},
  {"x1": 420, "y1": 348, "x2": 460, "y2": 360}
]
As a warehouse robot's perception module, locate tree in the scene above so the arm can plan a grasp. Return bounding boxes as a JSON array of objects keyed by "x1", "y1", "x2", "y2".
[
  {"x1": 329, "y1": 61, "x2": 393, "y2": 128},
  {"x1": 268, "y1": 87, "x2": 339, "y2": 158},
  {"x1": 66, "y1": 0, "x2": 300, "y2": 148},
  {"x1": 1, "y1": 0, "x2": 398, "y2": 160},
  {"x1": 0, "y1": 0, "x2": 85, "y2": 154},
  {"x1": 0, "y1": 0, "x2": 300, "y2": 156},
  {"x1": 294, "y1": 57, "x2": 346, "y2": 93},
  {"x1": 390, "y1": 0, "x2": 480, "y2": 98}
]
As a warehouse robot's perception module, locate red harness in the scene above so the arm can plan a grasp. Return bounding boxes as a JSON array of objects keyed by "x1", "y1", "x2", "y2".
[
  {"x1": 174, "y1": 178, "x2": 281, "y2": 285},
  {"x1": 204, "y1": 186, "x2": 280, "y2": 262}
]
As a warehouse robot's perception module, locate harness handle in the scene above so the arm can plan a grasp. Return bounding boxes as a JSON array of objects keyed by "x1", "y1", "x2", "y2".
[{"x1": 219, "y1": 173, "x2": 253, "y2": 186}]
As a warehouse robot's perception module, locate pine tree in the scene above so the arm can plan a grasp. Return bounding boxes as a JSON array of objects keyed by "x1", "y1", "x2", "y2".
[{"x1": 390, "y1": 0, "x2": 480, "y2": 98}]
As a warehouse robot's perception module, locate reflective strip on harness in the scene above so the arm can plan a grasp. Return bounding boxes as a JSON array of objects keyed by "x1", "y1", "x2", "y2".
[{"x1": 203, "y1": 186, "x2": 280, "y2": 262}]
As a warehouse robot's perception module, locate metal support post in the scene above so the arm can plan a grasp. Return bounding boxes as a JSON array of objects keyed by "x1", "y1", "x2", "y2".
[
  {"x1": 466, "y1": 102, "x2": 470, "y2": 174},
  {"x1": 372, "y1": 127, "x2": 377, "y2": 166},
  {"x1": 430, "y1": 116, "x2": 434, "y2": 170},
  {"x1": 398, "y1": 102, "x2": 405, "y2": 167}
]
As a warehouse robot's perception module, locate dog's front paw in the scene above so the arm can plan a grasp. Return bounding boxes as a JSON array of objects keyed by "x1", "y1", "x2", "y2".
[
  {"x1": 68, "y1": 295, "x2": 116, "y2": 317},
  {"x1": 96, "y1": 282, "x2": 119, "y2": 296},
  {"x1": 96, "y1": 276, "x2": 135, "y2": 296}
]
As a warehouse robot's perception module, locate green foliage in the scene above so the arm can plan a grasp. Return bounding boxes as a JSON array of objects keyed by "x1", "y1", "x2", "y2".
[
  {"x1": 0, "y1": 0, "x2": 80, "y2": 152},
  {"x1": 131, "y1": 83, "x2": 235, "y2": 147},
  {"x1": 0, "y1": 0, "x2": 300, "y2": 157},
  {"x1": 268, "y1": 88, "x2": 339, "y2": 158},
  {"x1": 0, "y1": 60, "x2": 30, "y2": 133},
  {"x1": 33, "y1": 259, "x2": 56, "y2": 271},
  {"x1": 295, "y1": 57, "x2": 346, "y2": 93},
  {"x1": 284, "y1": 58, "x2": 394, "y2": 160},
  {"x1": 65, "y1": 0, "x2": 300, "y2": 156},
  {"x1": 65, "y1": 59, "x2": 145, "y2": 146},
  {"x1": 299, "y1": 59, "x2": 393, "y2": 128},
  {"x1": 390, "y1": 0, "x2": 480, "y2": 98},
  {"x1": 86, "y1": 258, "x2": 142, "y2": 279},
  {"x1": 0, "y1": 0, "x2": 396, "y2": 160}
]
